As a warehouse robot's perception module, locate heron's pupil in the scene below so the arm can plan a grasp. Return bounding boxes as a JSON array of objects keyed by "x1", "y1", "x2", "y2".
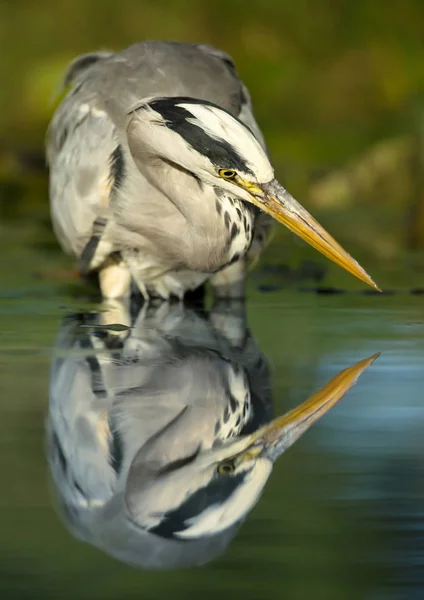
[{"x1": 218, "y1": 461, "x2": 235, "y2": 475}]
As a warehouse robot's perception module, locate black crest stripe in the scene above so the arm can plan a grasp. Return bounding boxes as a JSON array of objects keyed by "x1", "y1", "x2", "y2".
[
  {"x1": 158, "y1": 445, "x2": 201, "y2": 476},
  {"x1": 149, "y1": 472, "x2": 247, "y2": 539},
  {"x1": 139, "y1": 98, "x2": 254, "y2": 176}
]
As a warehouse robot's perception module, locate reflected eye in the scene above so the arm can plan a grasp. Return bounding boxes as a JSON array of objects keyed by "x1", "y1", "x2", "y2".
[
  {"x1": 218, "y1": 169, "x2": 237, "y2": 180},
  {"x1": 217, "y1": 460, "x2": 236, "y2": 475}
]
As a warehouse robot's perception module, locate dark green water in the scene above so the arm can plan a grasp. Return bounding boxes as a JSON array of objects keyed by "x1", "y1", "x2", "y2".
[{"x1": 1, "y1": 221, "x2": 424, "y2": 599}]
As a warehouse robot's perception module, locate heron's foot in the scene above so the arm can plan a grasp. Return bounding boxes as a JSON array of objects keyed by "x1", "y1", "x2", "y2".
[{"x1": 99, "y1": 298, "x2": 131, "y2": 329}]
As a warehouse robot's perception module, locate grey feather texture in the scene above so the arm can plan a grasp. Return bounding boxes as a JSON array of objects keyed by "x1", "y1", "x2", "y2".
[
  {"x1": 47, "y1": 41, "x2": 272, "y2": 299},
  {"x1": 47, "y1": 300, "x2": 272, "y2": 569}
]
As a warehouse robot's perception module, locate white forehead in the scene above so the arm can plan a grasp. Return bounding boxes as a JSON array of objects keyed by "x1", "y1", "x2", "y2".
[
  {"x1": 179, "y1": 102, "x2": 274, "y2": 182},
  {"x1": 176, "y1": 459, "x2": 272, "y2": 539}
]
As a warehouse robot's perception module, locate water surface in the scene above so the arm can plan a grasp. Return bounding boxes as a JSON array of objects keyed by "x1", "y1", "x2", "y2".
[{"x1": 1, "y1": 222, "x2": 424, "y2": 599}]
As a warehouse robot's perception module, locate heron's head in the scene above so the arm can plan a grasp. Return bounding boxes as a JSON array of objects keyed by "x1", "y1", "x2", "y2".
[
  {"x1": 126, "y1": 96, "x2": 378, "y2": 289},
  {"x1": 125, "y1": 353, "x2": 378, "y2": 541}
]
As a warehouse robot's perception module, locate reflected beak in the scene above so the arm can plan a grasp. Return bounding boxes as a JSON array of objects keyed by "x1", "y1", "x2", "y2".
[
  {"x1": 235, "y1": 353, "x2": 379, "y2": 463},
  {"x1": 248, "y1": 180, "x2": 379, "y2": 290}
]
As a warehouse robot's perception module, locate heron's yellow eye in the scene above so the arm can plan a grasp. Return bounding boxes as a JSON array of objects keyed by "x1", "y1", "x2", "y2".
[
  {"x1": 219, "y1": 169, "x2": 237, "y2": 180},
  {"x1": 217, "y1": 460, "x2": 236, "y2": 475}
]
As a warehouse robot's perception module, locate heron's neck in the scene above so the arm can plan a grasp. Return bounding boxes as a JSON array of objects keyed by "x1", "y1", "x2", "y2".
[
  {"x1": 181, "y1": 182, "x2": 255, "y2": 270},
  {"x1": 128, "y1": 156, "x2": 255, "y2": 271},
  {"x1": 160, "y1": 162, "x2": 255, "y2": 255}
]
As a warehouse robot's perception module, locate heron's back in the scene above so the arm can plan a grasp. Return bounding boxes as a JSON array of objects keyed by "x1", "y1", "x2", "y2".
[
  {"x1": 48, "y1": 41, "x2": 245, "y2": 156},
  {"x1": 46, "y1": 41, "x2": 246, "y2": 258}
]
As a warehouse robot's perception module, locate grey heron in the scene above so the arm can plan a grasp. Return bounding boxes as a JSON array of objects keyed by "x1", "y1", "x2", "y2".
[
  {"x1": 48, "y1": 300, "x2": 378, "y2": 569},
  {"x1": 46, "y1": 41, "x2": 378, "y2": 299}
]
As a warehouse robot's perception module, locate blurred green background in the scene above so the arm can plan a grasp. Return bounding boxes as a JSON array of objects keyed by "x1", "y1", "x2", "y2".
[{"x1": 3, "y1": 0, "x2": 424, "y2": 263}]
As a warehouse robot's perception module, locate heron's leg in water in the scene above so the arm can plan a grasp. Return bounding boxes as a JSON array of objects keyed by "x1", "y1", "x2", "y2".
[
  {"x1": 210, "y1": 258, "x2": 246, "y2": 299},
  {"x1": 99, "y1": 259, "x2": 132, "y2": 299},
  {"x1": 209, "y1": 298, "x2": 247, "y2": 348},
  {"x1": 99, "y1": 297, "x2": 132, "y2": 328}
]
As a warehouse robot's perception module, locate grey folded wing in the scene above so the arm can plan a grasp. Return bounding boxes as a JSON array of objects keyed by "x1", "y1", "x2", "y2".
[{"x1": 46, "y1": 42, "x2": 269, "y2": 268}]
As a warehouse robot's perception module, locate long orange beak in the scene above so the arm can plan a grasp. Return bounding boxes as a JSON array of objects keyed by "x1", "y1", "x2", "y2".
[
  {"x1": 232, "y1": 353, "x2": 379, "y2": 462},
  {"x1": 249, "y1": 180, "x2": 379, "y2": 290}
]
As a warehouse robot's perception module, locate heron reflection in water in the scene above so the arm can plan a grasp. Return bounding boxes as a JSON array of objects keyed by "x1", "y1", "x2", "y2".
[{"x1": 47, "y1": 300, "x2": 378, "y2": 569}]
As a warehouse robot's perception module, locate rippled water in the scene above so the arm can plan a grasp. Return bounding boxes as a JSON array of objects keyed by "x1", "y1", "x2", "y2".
[{"x1": 1, "y1": 223, "x2": 424, "y2": 599}]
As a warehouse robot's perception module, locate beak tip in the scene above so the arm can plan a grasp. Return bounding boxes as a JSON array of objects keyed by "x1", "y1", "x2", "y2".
[
  {"x1": 368, "y1": 278, "x2": 382, "y2": 292},
  {"x1": 355, "y1": 267, "x2": 380, "y2": 291},
  {"x1": 352, "y1": 350, "x2": 381, "y2": 371},
  {"x1": 368, "y1": 351, "x2": 381, "y2": 364}
]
